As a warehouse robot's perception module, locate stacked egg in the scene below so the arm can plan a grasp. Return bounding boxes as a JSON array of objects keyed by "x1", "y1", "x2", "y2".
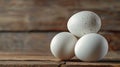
[{"x1": 50, "y1": 11, "x2": 108, "y2": 61}]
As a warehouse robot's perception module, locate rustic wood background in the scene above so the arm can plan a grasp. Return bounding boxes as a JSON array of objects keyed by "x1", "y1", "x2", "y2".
[{"x1": 0, "y1": 0, "x2": 119, "y2": 67}]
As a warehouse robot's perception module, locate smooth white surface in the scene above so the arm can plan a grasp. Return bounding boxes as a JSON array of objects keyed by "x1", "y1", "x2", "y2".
[
  {"x1": 67, "y1": 11, "x2": 101, "y2": 37},
  {"x1": 50, "y1": 32, "x2": 77, "y2": 60},
  {"x1": 75, "y1": 33, "x2": 108, "y2": 61}
]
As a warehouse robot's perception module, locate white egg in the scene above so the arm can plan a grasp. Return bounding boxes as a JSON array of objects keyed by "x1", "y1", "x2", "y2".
[
  {"x1": 67, "y1": 11, "x2": 101, "y2": 37},
  {"x1": 75, "y1": 33, "x2": 108, "y2": 61},
  {"x1": 50, "y1": 32, "x2": 77, "y2": 60}
]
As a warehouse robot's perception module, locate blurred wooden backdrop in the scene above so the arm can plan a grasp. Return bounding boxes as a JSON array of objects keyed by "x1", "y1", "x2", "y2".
[{"x1": 0, "y1": 0, "x2": 119, "y2": 58}]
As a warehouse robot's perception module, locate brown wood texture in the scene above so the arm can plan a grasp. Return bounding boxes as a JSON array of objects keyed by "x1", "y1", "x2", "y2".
[
  {"x1": 0, "y1": 0, "x2": 119, "y2": 67},
  {"x1": 0, "y1": 32, "x2": 55, "y2": 56},
  {"x1": 0, "y1": 61, "x2": 60, "y2": 67},
  {"x1": 0, "y1": 0, "x2": 119, "y2": 31},
  {"x1": 0, "y1": 55, "x2": 57, "y2": 61},
  {"x1": 0, "y1": 56, "x2": 64, "y2": 67},
  {"x1": 65, "y1": 57, "x2": 120, "y2": 67},
  {"x1": 66, "y1": 60, "x2": 120, "y2": 67},
  {"x1": 0, "y1": 56, "x2": 65, "y2": 67},
  {"x1": 0, "y1": 56, "x2": 118, "y2": 67},
  {"x1": 0, "y1": 32, "x2": 118, "y2": 57}
]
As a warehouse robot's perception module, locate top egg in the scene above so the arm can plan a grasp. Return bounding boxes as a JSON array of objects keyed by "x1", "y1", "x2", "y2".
[{"x1": 67, "y1": 11, "x2": 101, "y2": 37}]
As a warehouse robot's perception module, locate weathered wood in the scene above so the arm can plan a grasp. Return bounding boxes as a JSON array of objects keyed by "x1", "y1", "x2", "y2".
[
  {"x1": 0, "y1": 32, "x2": 118, "y2": 57},
  {"x1": 65, "y1": 57, "x2": 120, "y2": 67},
  {"x1": 0, "y1": 32, "x2": 56, "y2": 56},
  {"x1": 66, "y1": 61, "x2": 120, "y2": 67},
  {"x1": 0, "y1": 56, "x2": 65, "y2": 67},
  {"x1": 0, "y1": 0, "x2": 119, "y2": 31},
  {"x1": 0, "y1": 60, "x2": 63, "y2": 67},
  {"x1": 0, "y1": 56, "x2": 64, "y2": 67},
  {"x1": 0, "y1": 56, "x2": 119, "y2": 67},
  {"x1": 0, "y1": 55, "x2": 59, "y2": 61},
  {"x1": 101, "y1": 32, "x2": 120, "y2": 51}
]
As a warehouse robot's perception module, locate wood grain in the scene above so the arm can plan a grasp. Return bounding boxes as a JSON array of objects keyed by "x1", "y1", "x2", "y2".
[
  {"x1": 0, "y1": 32, "x2": 56, "y2": 56},
  {"x1": 0, "y1": 56, "x2": 118, "y2": 67},
  {"x1": 0, "y1": 0, "x2": 119, "y2": 31},
  {"x1": 65, "y1": 57, "x2": 120, "y2": 67},
  {"x1": 0, "y1": 60, "x2": 63, "y2": 67},
  {"x1": 0, "y1": 0, "x2": 118, "y2": 66},
  {"x1": 0, "y1": 55, "x2": 59, "y2": 61},
  {"x1": 0, "y1": 32, "x2": 118, "y2": 57},
  {"x1": 0, "y1": 56, "x2": 65, "y2": 67},
  {"x1": 66, "y1": 61, "x2": 120, "y2": 67}
]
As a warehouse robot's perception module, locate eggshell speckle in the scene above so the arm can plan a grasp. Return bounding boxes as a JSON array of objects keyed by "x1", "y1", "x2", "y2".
[
  {"x1": 75, "y1": 33, "x2": 108, "y2": 61},
  {"x1": 50, "y1": 32, "x2": 77, "y2": 60},
  {"x1": 67, "y1": 11, "x2": 101, "y2": 37}
]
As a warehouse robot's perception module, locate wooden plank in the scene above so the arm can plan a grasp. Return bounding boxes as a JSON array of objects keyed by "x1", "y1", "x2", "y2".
[
  {"x1": 0, "y1": 61, "x2": 62, "y2": 67},
  {"x1": 0, "y1": 56, "x2": 119, "y2": 67},
  {"x1": 0, "y1": 56, "x2": 64, "y2": 67},
  {"x1": 66, "y1": 60, "x2": 120, "y2": 67},
  {"x1": 0, "y1": 61, "x2": 60, "y2": 67},
  {"x1": 0, "y1": 32, "x2": 56, "y2": 56},
  {"x1": 0, "y1": 0, "x2": 119, "y2": 31},
  {"x1": 0, "y1": 55, "x2": 59, "y2": 61},
  {"x1": 0, "y1": 32, "x2": 118, "y2": 57},
  {"x1": 65, "y1": 57, "x2": 120, "y2": 67}
]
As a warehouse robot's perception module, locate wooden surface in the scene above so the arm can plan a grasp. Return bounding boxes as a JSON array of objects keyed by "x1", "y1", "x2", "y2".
[
  {"x1": 0, "y1": 56, "x2": 118, "y2": 67},
  {"x1": 0, "y1": 32, "x2": 118, "y2": 67},
  {"x1": 0, "y1": 32, "x2": 119, "y2": 56},
  {"x1": 0, "y1": 0, "x2": 119, "y2": 67},
  {"x1": 0, "y1": 0, "x2": 119, "y2": 31},
  {"x1": 0, "y1": 56, "x2": 64, "y2": 67}
]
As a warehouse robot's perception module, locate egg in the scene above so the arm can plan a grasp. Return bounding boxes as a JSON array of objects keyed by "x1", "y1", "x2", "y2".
[
  {"x1": 67, "y1": 11, "x2": 101, "y2": 37},
  {"x1": 50, "y1": 32, "x2": 77, "y2": 60},
  {"x1": 75, "y1": 33, "x2": 108, "y2": 61}
]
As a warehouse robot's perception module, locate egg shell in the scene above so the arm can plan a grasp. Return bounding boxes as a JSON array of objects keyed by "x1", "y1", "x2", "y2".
[
  {"x1": 50, "y1": 32, "x2": 77, "y2": 60},
  {"x1": 75, "y1": 33, "x2": 108, "y2": 61},
  {"x1": 67, "y1": 11, "x2": 101, "y2": 37}
]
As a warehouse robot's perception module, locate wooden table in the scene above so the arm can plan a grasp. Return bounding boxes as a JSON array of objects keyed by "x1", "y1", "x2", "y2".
[
  {"x1": 0, "y1": 0, "x2": 119, "y2": 67},
  {"x1": 0, "y1": 55, "x2": 119, "y2": 67}
]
